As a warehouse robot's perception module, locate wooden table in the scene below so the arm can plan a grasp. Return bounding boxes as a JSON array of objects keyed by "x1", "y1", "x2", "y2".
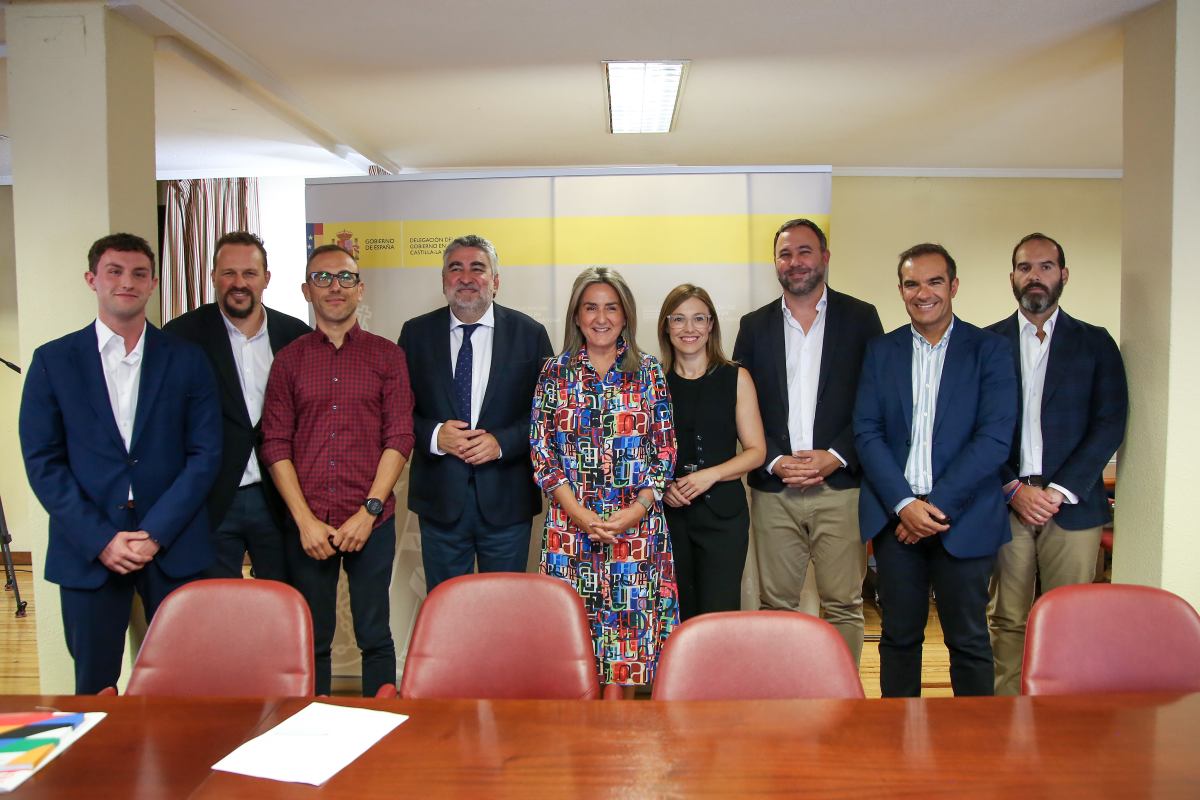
[{"x1": 4, "y1": 693, "x2": 1198, "y2": 797}]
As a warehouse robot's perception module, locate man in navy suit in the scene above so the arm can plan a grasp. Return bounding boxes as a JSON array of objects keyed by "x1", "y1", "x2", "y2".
[
  {"x1": 164, "y1": 232, "x2": 310, "y2": 581},
  {"x1": 398, "y1": 235, "x2": 552, "y2": 592},
  {"x1": 986, "y1": 233, "x2": 1128, "y2": 694},
  {"x1": 733, "y1": 219, "x2": 883, "y2": 664},
  {"x1": 854, "y1": 243, "x2": 1017, "y2": 696},
  {"x1": 20, "y1": 232, "x2": 221, "y2": 693}
]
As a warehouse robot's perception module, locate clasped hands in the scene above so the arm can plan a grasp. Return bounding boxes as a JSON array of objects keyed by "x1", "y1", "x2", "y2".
[
  {"x1": 571, "y1": 504, "x2": 647, "y2": 545},
  {"x1": 1009, "y1": 483, "x2": 1063, "y2": 528},
  {"x1": 895, "y1": 499, "x2": 950, "y2": 545},
  {"x1": 438, "y1": 420, "x2": 501, "y2": 465},
  {"x1": 771, "y1": 450, "x2": 842, "y2": 488},
  {"x1": 664, "y1": 467, "x2": 720, "y2": 507},
  {"x1": 99, "y1": 530, "x2": 160, "y2": 574},
  {"x1": 298, "y1": 508, "x2": 375, "y2": 560}
]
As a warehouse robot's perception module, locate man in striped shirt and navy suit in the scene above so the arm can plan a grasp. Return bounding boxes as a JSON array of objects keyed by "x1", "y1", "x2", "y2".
[{"x1": 853, "y1": 243, "x2": 1017, "y2": 697}]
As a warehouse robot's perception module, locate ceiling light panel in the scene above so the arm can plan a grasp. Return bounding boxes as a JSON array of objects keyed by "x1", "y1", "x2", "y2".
[{"x1": 605, "y1": 61, "x2": 688, "y2": 134}]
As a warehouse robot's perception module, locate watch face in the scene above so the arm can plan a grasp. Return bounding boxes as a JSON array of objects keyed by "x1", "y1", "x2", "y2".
[{"x1": 364, "y1": 498, "x2": 384, "y2": 516}]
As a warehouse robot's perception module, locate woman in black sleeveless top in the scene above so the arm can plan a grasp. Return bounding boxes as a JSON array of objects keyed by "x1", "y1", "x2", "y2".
[{"x1": 657, "y1": 285, "x2": 766, "y2": 619}]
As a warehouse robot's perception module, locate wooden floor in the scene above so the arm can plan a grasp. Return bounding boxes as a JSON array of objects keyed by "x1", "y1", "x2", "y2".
[
  {"x1": 0, "y1": 568, "x2": 953, "y2": 697},
  {"x1": 0, "y1": 566, "x2": 39, "y2": 694}
]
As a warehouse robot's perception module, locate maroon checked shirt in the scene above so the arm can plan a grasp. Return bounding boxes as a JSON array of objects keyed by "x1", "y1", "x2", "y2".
[{"x1": 261, "y1": 323, "x2": 414, "y2": 528}]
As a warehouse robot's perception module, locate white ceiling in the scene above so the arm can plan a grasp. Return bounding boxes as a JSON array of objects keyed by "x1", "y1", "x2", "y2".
[{"x1": 0, "y1": 0, "x2": 1160, "y2": 179}]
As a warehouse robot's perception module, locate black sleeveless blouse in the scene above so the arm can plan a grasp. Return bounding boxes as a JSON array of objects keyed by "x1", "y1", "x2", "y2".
[{"x1": 667, "y1": 362, "x2": 747, "y2": 518}]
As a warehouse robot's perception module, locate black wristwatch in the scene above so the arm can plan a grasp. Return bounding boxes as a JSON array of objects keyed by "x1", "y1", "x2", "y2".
[{"x1": 363, "y1": 497, "x2": 384, "y2": 517}]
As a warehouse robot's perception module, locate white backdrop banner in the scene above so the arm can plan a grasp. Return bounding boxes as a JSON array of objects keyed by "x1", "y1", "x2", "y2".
[{"x1": 303, "y1": 166, "x2": 832, "y2": 689}]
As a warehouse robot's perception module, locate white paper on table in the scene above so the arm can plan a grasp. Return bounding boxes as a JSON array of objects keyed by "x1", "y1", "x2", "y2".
[{"x1": 211, "y1": 702, "x2": 408, "y2": 786}]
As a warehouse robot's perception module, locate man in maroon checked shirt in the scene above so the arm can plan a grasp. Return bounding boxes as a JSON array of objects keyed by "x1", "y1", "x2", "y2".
[{"x1": 262, "y1": 244, "x2": 414, "y2": 696}]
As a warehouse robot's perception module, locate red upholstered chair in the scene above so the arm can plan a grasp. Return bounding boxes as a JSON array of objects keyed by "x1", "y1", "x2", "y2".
[
  {"x1": 1022, "y1": 583, "x2": 1200, "y2": 696},
  {"x1": 399, "y1": 573, "x2": 600, "y2": 700},
  {"x1": 651, "y1": 611, "x2": 865, "y2": 700},
  {"x1": 119, "y1": 578, "x2": 315, "y2": 697}
]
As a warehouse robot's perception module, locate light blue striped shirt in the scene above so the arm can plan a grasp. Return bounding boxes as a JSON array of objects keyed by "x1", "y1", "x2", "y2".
[{"x1": 902, "y1": 319, "x2": 955, "y2": 502}]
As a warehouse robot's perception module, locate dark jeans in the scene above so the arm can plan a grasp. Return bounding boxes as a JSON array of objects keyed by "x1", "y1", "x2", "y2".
[
  {"x1": 663, "y1": 501, "x2": 749, "y2": 620},
  {"x1": 206, "y1": 483, "x2": 288, "y2": 582},
  {"x1": 419, "y1": 475, "x2": 533, "y2": 593},
  {"x1": 873, "y1": 528, "x2": 995, "y2": 697},
  {"x1": 286, "y1": 515, "x2": 397, "y2": 696}
]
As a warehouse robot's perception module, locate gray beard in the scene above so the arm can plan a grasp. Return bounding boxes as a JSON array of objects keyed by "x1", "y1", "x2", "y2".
[
  {"x1": 450, "y1": 294, "x2": 491, "y2": 318},
  {"x1": 1015, "y1": 282, "x2": 1063, "y2": 315}
]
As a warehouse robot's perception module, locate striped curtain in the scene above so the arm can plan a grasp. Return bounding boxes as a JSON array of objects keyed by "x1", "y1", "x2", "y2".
[{"x1": 160, "y1": 178, "x2": 261, "y2": 322}]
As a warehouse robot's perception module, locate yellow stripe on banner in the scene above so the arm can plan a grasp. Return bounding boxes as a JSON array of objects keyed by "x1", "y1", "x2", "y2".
[
  {"x1": 308, "y1": 214, "x2": 829, "y2": 268},
  {"x1": 309, "y1": 219, "x2": 555, "y2": 268},
  {"x1": 555, "y1": 214, "x2": 829, "y2": 265},
  {"x1": 401, "y1": 218, "x2": 555, "y2": 267}
]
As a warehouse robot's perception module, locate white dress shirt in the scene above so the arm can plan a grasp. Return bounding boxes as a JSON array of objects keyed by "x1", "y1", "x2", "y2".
[
  {"x1": 766, "y1": 289, "x2": 846, "y2": 474},
  {"x1": 96, "y1": 319, "x2": 145, "y2": 500},
  {"x1": 431, "y1": 304, "x2": 495, "y2": 455},
  {"x1": 1016, "y1": 309, "x2": 1077, "y2": 504},
  {"x1": 897, "y1": 319, "x2": 954, "y2": 512},
  {"x1": 221, "y1": 309, "x2": 274, "y2": 487}
]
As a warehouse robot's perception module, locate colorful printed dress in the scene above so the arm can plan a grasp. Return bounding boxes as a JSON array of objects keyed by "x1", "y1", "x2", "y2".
[{"x1": 530, "y1": 339, "x2": 679, "y2": 686}]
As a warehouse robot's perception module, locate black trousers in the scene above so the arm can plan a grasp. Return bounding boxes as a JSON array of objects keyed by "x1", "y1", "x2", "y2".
[
  {"x1": 206, "y1": 483, "x2": 288, "y2": 582},
  {"x1": 286, "y1": 516, "x2": 397, "y2": 696},
  {"x1": 873, "y1": 528, "x2": 995, "y2": 697},
  {"x1": 664, "y1": 500, "x2": 749, "y2": 620}
]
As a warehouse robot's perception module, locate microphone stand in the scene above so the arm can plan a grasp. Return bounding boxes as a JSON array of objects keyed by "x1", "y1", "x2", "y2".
[
  {"x1": 1, "y1": 357, "x2": 27, "y2": 615},
  {"x1": 1, "y1": 496, "x2": 28, "y2": 617}
]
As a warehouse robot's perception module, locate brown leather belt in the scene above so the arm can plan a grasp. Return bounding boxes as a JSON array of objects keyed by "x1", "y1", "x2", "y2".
[{"x1": 1019, "y1": 475, "x2": 1045, "y2": 488}]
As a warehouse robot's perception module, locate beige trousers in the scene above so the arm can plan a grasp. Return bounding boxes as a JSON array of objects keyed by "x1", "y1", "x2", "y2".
[
  {"x1": 987, "y1": 513, "x2": 1102, "y2": 695},
  {"x1": 751, "y1": 485, "x2": 866, "y2": 664}
]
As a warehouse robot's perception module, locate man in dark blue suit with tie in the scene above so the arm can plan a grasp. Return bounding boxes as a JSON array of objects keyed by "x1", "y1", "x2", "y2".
[
  {"x1": 19, "y1": 233, "x2": 221, "y2": 693},
  {"x1": 854, "y1": 243, "x2": 1017, "y2": 696},
  {"x1": 986, "y1": 233, "x2": 1128, "y2": 694},
  {"x1": 398, "y1": 235, "x2": 552, "y2": 592}
]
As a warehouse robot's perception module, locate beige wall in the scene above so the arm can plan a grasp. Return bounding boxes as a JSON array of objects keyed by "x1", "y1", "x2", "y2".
[
  {"x1": 0, "y1": 186, "x2": 26, "y2": 554},
  {"x1": 1116, "y1": 0, "x2": 1200, "y2": 607},
  {"x1": 829, "y1": 176, "x2": 1121, "y2": 337}
]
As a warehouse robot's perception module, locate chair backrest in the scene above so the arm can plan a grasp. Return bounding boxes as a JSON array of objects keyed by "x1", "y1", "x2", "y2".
[
  {"x1": 126, "y1": 579, "x2": 314, "y2": 697},
  {"x1": 399, "y1": 573, "x2": 600, "y2": 700},
  {"x1": 1023, "y1": 583, "x2": 1200, "y2": 696},
  {"x1": 651, "y1": 611, "x2": 865, "y2": 700}
]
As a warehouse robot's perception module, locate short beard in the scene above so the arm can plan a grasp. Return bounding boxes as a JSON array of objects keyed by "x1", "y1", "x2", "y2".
[
  {"x1": 1014, "y1": 280, "x2": 1063, "y2": 315},
  {"x1": 220, "y1": 294, "x2": 256, "y2": 319},
  {"x1": 448, "y1": 290, "x2": 492, "y2": 319},
  {"x1": 777, "y1": 267, "x2": 825, "y2": 298}
]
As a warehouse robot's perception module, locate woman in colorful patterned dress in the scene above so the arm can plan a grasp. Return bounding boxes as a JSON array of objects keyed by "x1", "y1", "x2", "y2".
[{"x1": 530, "y1": 267, "x2": 678, "y2": 697}]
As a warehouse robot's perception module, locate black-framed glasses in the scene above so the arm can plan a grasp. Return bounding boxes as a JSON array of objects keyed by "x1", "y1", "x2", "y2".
[
  {"x1": 308, "y1": 270, "x2": 362, "y2": 288},
  {"x1": 666, "y1": 313, "x2": 713, "y2": 330}
]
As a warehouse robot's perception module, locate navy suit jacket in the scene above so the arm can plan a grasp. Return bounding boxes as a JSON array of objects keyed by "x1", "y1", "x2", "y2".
[
  {"x1": 854, "y1": 318, "x2": 1018, "y2": 558},
  {"x1": 398, "y1": 303, "x2": 552, "y2": 527},
  {"x1": 163, "y1": 303, "x2": 311, "y2": 530},
  {"x1": 986, "y1": 309, "x2": 1127, "y2": 530},
  {"x1": 19, "y1": 323, "x2": 222, "y2": 589},
  {"x1": 732, "y1": 287, "x2": 884, "y2": 492}
]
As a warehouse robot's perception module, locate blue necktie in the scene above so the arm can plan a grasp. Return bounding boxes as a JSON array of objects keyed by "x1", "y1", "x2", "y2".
[{"x1": 454, "y1": 324, "x2": 480, "y2": 423}]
